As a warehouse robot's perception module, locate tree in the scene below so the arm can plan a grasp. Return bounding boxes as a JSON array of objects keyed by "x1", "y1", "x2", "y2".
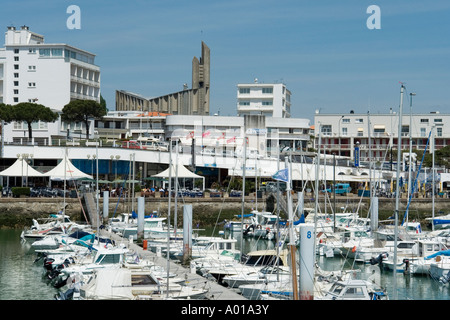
[
  {"x1": 61, "y1": 99, "x2": 107, "y2": 140},
  {"x1": 7, "y1": 103, "x2": 58, "y2": 139}
]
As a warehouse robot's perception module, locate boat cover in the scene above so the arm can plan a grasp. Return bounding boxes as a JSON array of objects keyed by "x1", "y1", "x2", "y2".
[{"x1": 424, "y1": 249, "x2": 450, "y2": 260}]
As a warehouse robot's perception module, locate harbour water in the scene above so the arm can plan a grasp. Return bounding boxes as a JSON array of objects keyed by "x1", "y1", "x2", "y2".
[{"x1": 1, "y1": 227, "x2": 450, "y2": 300}]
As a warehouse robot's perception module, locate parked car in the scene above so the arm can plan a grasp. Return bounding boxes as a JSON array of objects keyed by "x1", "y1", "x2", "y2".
[
  {"x1": 121, "y1": 140, "x2": 147, "y2": 149},
  {"x1": 324, "y1": 183, "x2": 352, "y2": 195}
]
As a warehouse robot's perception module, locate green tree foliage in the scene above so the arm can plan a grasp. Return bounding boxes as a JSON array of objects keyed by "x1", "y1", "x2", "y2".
[
  {"x1": 2, "y1": 103, "x2": 58, "y2": 139},
  {"x1": 61, "y1": 99, "x2": 107, "y2": 140}
]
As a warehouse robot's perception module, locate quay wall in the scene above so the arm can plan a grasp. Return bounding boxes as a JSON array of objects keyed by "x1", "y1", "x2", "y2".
[{"x1": 0, "y1": 194, "x2": 449, "y2": 228}]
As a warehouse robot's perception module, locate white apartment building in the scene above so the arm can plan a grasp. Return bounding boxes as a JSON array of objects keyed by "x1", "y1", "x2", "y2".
[
  {"x1": 237, "y1": 80, "x2": 291, "y2": 118},
  {"x1": 314, "y1": 111, "x2": 450, "y2": 166},
  {"x1": 0, "y1": 26, "x2": 101, "y2": 144}
]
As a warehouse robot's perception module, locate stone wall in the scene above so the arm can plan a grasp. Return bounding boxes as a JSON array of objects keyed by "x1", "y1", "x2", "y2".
[{"x1": 0, "y1": 195, "x2": 448, "y2": 229}]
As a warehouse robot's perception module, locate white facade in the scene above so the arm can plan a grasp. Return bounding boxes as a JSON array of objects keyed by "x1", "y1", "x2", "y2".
[
  {"x1": 314, "y1": 111, "x2": 450, "y2": 164},
  {"x1": 237, "y1": 81, "x2": 291, "y2": 118},
  {"x1": 0, "y1": 26, "x2": 100, "y2": 144}
]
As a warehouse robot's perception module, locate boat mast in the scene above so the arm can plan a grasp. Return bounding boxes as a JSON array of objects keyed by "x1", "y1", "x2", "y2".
[
  {"x1": 166, "y1": 138, "x2": 173, "y2": 298},
  {"x1": 393, "y1": 83, "x2": 405, "y2": 299},
  {"x1": 240, "y1": 135, "x2": 247, "y2": 260},
  {"x1": 285, "y1": 155, "x2": 298, "y2": 300}
]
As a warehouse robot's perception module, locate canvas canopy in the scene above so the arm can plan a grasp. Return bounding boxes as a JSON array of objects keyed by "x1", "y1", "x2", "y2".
[
  {"x1": 152, "y1": 162, "x2": 205, "y2": 190},
  {"x1": 0, "y1": 158, "x2": 45, "y2": 177},
  {"x1": 45, "y1": 157, "x2": 93, "y2": 181}
]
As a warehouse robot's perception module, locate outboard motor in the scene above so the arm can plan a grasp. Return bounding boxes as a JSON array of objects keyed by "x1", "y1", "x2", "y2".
[
  {"x1": 370, "y1": 252, "x2": 388, "y2": 267},
  {"x1": 43, "y1": 257, "x2": 55, "y2": 271},
  {"x1": 403, "y1": 259, "x2": 410, "y2": 274},
  {"x1": 53, "y1": 275, "x2": 69, "y2": 289}
]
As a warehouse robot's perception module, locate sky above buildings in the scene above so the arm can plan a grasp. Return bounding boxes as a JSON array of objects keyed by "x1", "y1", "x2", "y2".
[{"x1": 1, "y1": 0, "x2": 449, "y2": 122}]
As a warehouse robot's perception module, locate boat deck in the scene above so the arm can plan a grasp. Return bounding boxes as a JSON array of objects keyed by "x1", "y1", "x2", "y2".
[{"x1": 102, "y1": 230, "x2": 247, "y2": 300}]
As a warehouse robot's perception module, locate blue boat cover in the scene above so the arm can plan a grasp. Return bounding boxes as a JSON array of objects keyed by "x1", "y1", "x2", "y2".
[
  {"x1": 424, "y1": 249, "x2": 450, "y2": 260},
  {"x1": 131, "y1": 210, "x2": 157, "y2": 219}
]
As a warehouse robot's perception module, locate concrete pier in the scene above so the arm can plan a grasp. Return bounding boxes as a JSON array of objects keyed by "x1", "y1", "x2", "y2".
[{"x1": 102, "y1": 229, "x2": 247, "y2": 300}]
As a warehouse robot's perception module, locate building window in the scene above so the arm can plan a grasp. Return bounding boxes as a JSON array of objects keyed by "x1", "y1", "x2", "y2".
[
  {"x1": 13, "y1": 121, "x2": 23, "y2": 130},
  {"x1": 262, "y1": 87, "x2": 273, "y2": 94},
  {"x1": 342, "y1": 118, "x2": 350, "y2": 123},
  {"x1": 357, "y1": 128, "x2": 364, "y2": 136},
  {"x1": 239, "y1": 88, "x2": 250, "y2": 94},
  {"x1": 437, "y1": 127, "x2": 443, "y2": 137},
  {"x1": 262, "y1": 101, "x2": 273, "y2": 106},
  {"x1": 39, "y1": 49, "x2": 51, "y2": 57},
  {"x1": 28, "y1": 82, "x2": 36, "y2": 88},
  {"x1": 14, "y1": 56, "x2": 19, "y2": 61},
  {"x1": 28, "y1": 48, "x2": 36, "y2": 54},
  {"x1": 13, "y1": 97, "x2": 18, "y2": 103},
  {"x1": 239, "y1": 101, "x2": 250, "y2": 106},
  {"x1": 355, "y1": 118, "x2": 364, "y2": 123},
  {"x1": 420, "y1": 128, "x2": 426, "y2": 137},
  {"x1": 14, "y1": 64, "x2": 19, "y2": 70},
  {"x1": 14, "y1": 81, "x2": 19, "y2": 86},
  {"x1": 14, "y1": 90, "x2": 19, "y2": 95},
  {"x1": 51, "y1": 48, "x2": 63, "y2": 56},
  {"x1": 28, "y1": 65, "x2": 36, "y2": 71},
  {"x1": 321, "y1": 125, "x2": 332, "y2": 136},
  {"x1": 434, "y1": 118, "x2": 443, "y2": 123},
  {"x1": 14, "y1": 49, "x2": 19, "y2": 54},
  {"x1": 342, "y1": 127, "x2": 348, "y2": 136},
  {"x1": 420, "y1": 119, "x2": 429, "y2": 123},
  {"x1": 14, "y1": 73, "x2": 19, "y2": 78},
  {"x1": 401, "y1": 125, "x2": 409, "y2": 136}
]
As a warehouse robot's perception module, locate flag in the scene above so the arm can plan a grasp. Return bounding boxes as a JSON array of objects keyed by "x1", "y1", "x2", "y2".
[{"x1": 272, "y1": 168, "x2": 289, "y2": 183}]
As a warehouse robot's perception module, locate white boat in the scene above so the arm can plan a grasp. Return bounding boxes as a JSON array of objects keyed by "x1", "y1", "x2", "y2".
[
  {"x1": 222, "y1": 265, "x2": 291, "y2": 289},
  {"x1": 171, "y1": 236, "x2": 239, "y2": 262},
  {"x1": 56, "y1": 245, "x2": 132, "y2": 276},
  {"x1": 202, "y1": 249, "x2": 289, "y2": 284},
  {"x1": 383, "y1": 240, "x2": 449, "y2": 274},
  {"x1": 21, "y1": 214, "x2": 89, "y2": 242},
  {"x1": 319, "y1": 278, "x2": 388, "y2": 300},
  {"x1": 429, "y1": 254, "x2": 450, "y2": 283},
  {"x1": 114, "y1": 216, "x2": 183, "y2": 241},
  {"x1": 426, "y1": 213, "x2": 450, "y2": 230},
  {"x1": 238, "y1": 266, "x2": 353, "y2": 300},
  {"x1": 250, "y1": 211, "x2": 279, "y2": 240},
  {"x1": 58, "y1": 267, "x2": 208, "y2": 300}
]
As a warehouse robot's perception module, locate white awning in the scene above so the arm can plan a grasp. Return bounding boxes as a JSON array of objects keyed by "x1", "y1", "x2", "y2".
[
  {"x1": 0, "y1": 158, "x2": 45, "y2": 177},
  {"x1": 44, "y1": 157, "x2": 93, "y2": 181}
]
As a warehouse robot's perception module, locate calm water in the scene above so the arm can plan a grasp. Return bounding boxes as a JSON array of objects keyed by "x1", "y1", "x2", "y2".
[
  {"x1": 0, "y1": 229, "x2": 58, "y2": 300},
  {"x1": 1, "y1": 228, "x2": 450, "y2": 300}
]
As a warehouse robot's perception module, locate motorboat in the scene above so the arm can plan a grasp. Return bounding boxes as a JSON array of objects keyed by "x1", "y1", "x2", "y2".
[
  {"x1": 21, "y1": 214, "x2": 90, "y2": 242},
  {"x1": 319, "y1": 279, "x2": 388, "y2": 300},
  {"x1": 222, "y1": 265, "x2": 291, "y2": 289},
  {"x1": 202, "y1": 249, "x2": 289, "y2": 284},
  {"x1": 57, "y1": 267, "x2": 209, "y2": 300},
  {"x1": 171, "y1": 236, "x2": 238, "y2": 262}
]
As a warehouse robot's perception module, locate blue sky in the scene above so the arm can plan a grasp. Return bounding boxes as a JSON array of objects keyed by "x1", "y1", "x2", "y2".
[{"x1": 1, "y1": 0, "x2": 449, "y2": 122}]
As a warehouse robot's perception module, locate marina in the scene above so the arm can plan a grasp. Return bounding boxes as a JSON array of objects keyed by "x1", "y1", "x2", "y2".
[
  {"x1": 0, "y1": 6, "x2": 449, "y2": 306},
  {"x1": 3, "y1": 209, "x2": 450, "y2": 301}
]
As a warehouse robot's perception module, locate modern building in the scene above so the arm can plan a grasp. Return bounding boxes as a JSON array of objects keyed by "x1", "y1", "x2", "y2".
[
  {"x1": 0, "y1": 25, "x2": 100, "y2": 109},
  {"x1": 0, "y1": 25, "x2": 101, "y2": 145},
  {"x1": 116, "y1": 42, "x2": 210, "y2": 115},
  {"x1": 237, "y1": 80, "x2": 291, "y2": 118},
  {"x1": 314, "y1": 110, "x2": 450, "y2": 166}
]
